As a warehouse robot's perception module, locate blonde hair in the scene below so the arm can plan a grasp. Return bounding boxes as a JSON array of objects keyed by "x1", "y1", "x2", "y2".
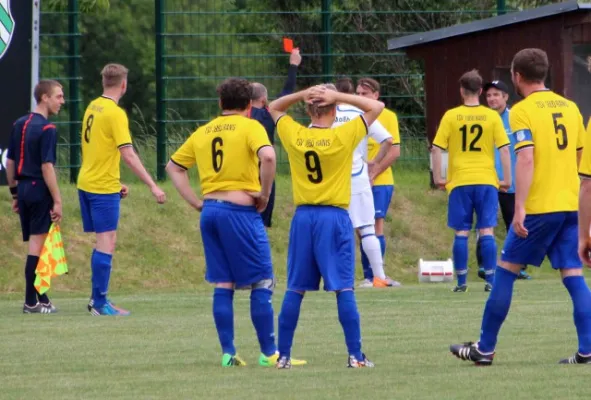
[{"x1": 101, "y1": 63, "x2": 129, "y2": 89}]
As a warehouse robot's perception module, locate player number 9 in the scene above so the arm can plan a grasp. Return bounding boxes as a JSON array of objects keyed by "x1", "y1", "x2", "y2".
[{"x1": 304, "y1": 150, "x2": 323, "y2": 183}]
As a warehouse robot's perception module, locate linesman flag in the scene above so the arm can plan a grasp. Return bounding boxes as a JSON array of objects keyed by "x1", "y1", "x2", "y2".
[
  {"x1": 35, "y1": 223, "x2": 69, "y2": 295},
  {"x1": 0, "y1": 0, "x2": 15, "y2": 59}
]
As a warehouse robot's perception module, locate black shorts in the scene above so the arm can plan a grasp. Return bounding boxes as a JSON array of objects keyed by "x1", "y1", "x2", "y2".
[
  {"x1": 17, "y1": 180, "x2": 53, "y2": 242},
  {"x1": 260, "y1": 181, "x2": 276, "y2": 228}
]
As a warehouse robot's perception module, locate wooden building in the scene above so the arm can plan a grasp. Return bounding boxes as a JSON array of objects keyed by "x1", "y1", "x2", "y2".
[{"x1": 387, "y1": 0, "x2": 591, "y2": 143}]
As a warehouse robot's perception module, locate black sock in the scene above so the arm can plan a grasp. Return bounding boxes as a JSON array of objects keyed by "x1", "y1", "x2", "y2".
[{"x1": 24, "y1": 255, "x2": 39, "y2": 306}]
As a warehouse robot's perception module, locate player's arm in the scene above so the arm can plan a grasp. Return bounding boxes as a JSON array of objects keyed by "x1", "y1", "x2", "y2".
[
  {"x1": 367, "y1": 120, "x2": 396, "y2": 180},
  {"x1": 40, "y1": 126, "x2": 62, "y2": 222},
  {"x1": 268, "y1": 89, "x2": 309, "y2": 122},
  {"x1": 313, "y1": 89, "x2": 384, "y2": 127},
  {"x1": 248, "y1": 122, "x2": 276, "y2": 212},
  {"x1": 494, "y1": 116, "x2": 512, "y2": 191},
  {"x1": 578, "y1": 120, "x2": 591, "y2": 265},
  {"x1": 511, "y1": 107, "x2": 535, "y2": 238},
  {"x1": 166, "y1": 136, "x2": 202, "y2": 211},
  {"x1": 431, "y1": 114, "x2": 451, "y2": 189},
  {"x1": 114, "y1": 111, "x2": 166, "y2": 204},
  {"x1": 277, "y1": 49, "x2": 301, "y2": 98}
]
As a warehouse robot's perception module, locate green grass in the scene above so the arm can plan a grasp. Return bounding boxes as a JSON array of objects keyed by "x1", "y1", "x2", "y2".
[
  {"x1": 0, "y1": 280, "x2": 590, "y2": 400},
  {"x1": 0, "y1": 166, "x2": 559, "y2": 294}
]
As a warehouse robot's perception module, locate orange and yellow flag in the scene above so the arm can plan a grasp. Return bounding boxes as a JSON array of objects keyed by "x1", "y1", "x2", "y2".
[{"x1": 34, "y1": 223, "x2": 68, "y2": 295}]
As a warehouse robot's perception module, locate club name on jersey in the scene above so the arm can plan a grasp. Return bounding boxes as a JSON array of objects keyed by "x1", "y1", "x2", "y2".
[
  {"x1": 89, "y1": 104, "x2": 104, "y2": 113},
  {"x1": 205, "y1": 124, "x2": 236, "y2": 134},
  {"x1": 534, "y1": 99, "x2": 569, "y2": 109},
  {"x1": 295, "y1": 138, "x2": 332, "y2": 148},
  {"x1": 456, "y1": 114, "x2": 487, "y2": 122}
]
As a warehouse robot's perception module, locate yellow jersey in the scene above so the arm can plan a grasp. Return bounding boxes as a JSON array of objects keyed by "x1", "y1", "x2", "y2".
[
  {"x1": 77, "y1": 96, "x2": 133, "y2": 194},
  {"x1": 368, "y1": 108, "x2": 400, "y2": 186},
  {"x1": 511, "y1": 90, "x2": 585, "y2": 214},
  {"x1": 170, "y1": 114, "x2": 270, "y2": 194},
  {"x1": 433, "y1": 105, "x2": 509, "y2": 193},
  {"x1": 277, "y1": 114, "x2": 367, "y2": 209},
  {"x1": 579, "y1": 118, "x2": 591, "y2": 179}
]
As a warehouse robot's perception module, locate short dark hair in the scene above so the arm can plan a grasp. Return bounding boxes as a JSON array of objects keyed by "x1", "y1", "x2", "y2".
[
  {"x1": 335, "y1": 77, "x2": 354, "y2": 94},
  {"x1": 512, "y1": 48, "x2": 548, "y2": 83},
  {"x1": 34, "y1": 80, "x2": 62, "y2": 103},
  {"x1": 217, "y1": 78, "x2": 252, "y2": 111},
  {"x1": 306, "y1": 84, "x2": 336, "y2": 118},
  {"x1": 459, "y1": 70, "x2": 482, "y2": 94},
  {"x1": 357, "y1": 77, "x2": 380, "y2": 93}
]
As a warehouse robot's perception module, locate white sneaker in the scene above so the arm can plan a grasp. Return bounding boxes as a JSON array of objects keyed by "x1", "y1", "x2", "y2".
[
  {"x1": 358, "y1": 279, "x2": 374, "y2": 288},
  {"x1": 386, "y1": 277, "x2": 402, "y2": 287}
]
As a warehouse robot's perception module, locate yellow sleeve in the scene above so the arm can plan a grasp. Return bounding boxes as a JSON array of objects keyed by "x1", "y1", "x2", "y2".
[
  {"x1": 170, "y1": 134, "x2": 196, "y2": 170},
  {"x1": 509, "y1": 106, "x2": 533, "y2": 152},
  {"x1": 493, "y1": 113, "x2": 510, "y2": 149},
  {"x1": 576, "y1": 114, "x2": 587, "y2": 151},
  {"x1": 432, "y1": 112, "x2": 450, "y2": 150},
  {"x1": 247, "y1": 120, "x2": 272, "y2": 154},
  {"x1": 112, "y1": 108, "x2": 132, "y2": 148},
  {"x1": 581, "y1": 119, "x2": 591, "y2": 177},
  {"x1": 276, "y1": 115, "x2": 301, "y2": 149},
  {"x1": 386, "y1": 111, "x2": 401, "y2": 145},
  {"x1": 336, "y1": 116, "x2": 368, "y2": 149}
]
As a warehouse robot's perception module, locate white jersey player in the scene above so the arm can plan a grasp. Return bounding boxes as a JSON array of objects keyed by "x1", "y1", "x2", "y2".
[{"x1": 332, "y1": 103, "x2": 396, "y2": 287}]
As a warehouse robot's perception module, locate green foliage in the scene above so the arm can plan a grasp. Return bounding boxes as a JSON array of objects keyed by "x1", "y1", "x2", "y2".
[{"x1": 47, "y1": 0, "x2": 110, "y2": 12}]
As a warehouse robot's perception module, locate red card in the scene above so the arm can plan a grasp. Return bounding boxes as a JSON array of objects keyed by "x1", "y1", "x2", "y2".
[{"x1": 283, "y1": 38, "x2": 294, "y2": 53}]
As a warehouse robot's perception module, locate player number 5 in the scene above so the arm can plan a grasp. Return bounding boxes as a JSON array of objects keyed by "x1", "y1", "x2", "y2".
[
  {"x1": 211, "y1": 137, "x2": 224, "y2": 172},
  {"x1": 552, "y1": 113, "x2": 568, "y2": 150},
  {"x1": 304, "y1": 150, "x2": 323, "y2": 183}
]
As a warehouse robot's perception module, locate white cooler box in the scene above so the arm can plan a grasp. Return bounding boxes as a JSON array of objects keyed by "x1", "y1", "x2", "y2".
[{"x1": 418, "y1": 258, "x2": 454, "y2": 283}]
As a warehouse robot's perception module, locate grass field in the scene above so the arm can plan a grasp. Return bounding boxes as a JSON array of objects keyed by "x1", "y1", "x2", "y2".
[
  {"x1": 2, "y1": 165, "x2": 590, "y2": 399},
  {"x1": 1, "y1": 280, "x2": 590, "y2": 400}
]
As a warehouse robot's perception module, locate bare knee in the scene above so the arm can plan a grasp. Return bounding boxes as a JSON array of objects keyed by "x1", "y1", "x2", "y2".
[
  {"x1": 28, "y1": 234, "x2": 47, "y2": 256},
  {"x1": 560, "y1": 268, "x2": 584, "y2": 280},
  {"x1": 375, "y1": 218, "x2": 384, "y2": 235},
  {"x1": 479, "y1": 228, "x2": 494, "y2": 236},
  {"x1": 96, "y1": 231, "x2": 117, "y2": 254},
  {"x1": 499, "y1": 261, "x2": 523, "y2": 275},
  {"x1": 455, "y1": 230, "x2": 470, "y2": 237},
  {"x1": 215, "y1": 282, "x2": 235, "y2": 289}
]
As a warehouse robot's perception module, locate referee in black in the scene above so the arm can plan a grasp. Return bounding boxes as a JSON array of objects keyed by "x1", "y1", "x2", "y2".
[
  {"x1": 6, "y1": 80, "x2": 65, "y2": 313},
  {"x1": 249, "y1": 48, "x2": 301, "y2": 227}
]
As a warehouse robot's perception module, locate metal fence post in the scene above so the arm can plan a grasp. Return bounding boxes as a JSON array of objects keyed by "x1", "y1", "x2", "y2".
[
  {"x1": 497, "y1": 0, "x2": 506, "y2": 15},
  {"x1": 68, "y1": 0, "x2": 80, "y2": 183},
  {"x1": 321, "y1": 0, "x2": 333, "y2": 82},
  {"x1": 155, "y1": 0, "x2": 166, "y2": 181}
]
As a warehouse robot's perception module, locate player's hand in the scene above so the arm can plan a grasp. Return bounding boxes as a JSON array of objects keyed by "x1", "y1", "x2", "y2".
[
  {"x1": 50, "y1": 202, "x2": 62, "y2": 223},
  {"x1": 120, "y1": 184, "x2": 129, "y2": 199},
  {"x1": 11, "y1": 199, "x2": 18, "y2": 214},
  {"x1": 498, "y1": 180, "x2": 510, "y2": 192},
  {"x1": 578, "y1": 237, "x2": 591, "y2": 267},
  {"x1": 151, "y1": 185, "x2": 166, "y2": 204},
  {"x1": 434, "y1": 179, "x2": 447, "y2": 191},
  {"x1": 248, "y1": 192, "x2": 270, "y2": 213},
  {"x1": 193, "y1": 199, "x2": 203, "y2": 212},
  {"x1": 512, "y1": 206, "x2": 528, "y2": 238},
  {"x1": 303, "y1": 85, "x2": 325, "y2": 104},
  {"x1": 309, "y1": 86, "x2": 337, "y2": 106},
  {"x1": 290, "y1": 48, "x2": 302, "y2": 66}
]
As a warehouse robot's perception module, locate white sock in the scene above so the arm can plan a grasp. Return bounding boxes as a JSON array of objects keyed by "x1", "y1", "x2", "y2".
[{"x1": 361, "y1": 235, "x2": 386, "y2": 279}]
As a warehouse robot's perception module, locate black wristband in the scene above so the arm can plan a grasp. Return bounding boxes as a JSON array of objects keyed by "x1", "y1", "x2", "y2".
[{"x1": 9, "y1": 186, "x2": 17, "y2": 195}]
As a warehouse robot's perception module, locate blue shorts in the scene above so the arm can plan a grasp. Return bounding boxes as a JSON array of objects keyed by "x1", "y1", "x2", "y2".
[
  {"x1": 200, "y1": 200, "x2": 273, "y2": 287},
  {"x1": 372, "y1": 185, "x2": 394, "y2": 219},
  {"x1": 78, "y1": 189, "x2": 121, "y2": 233},
  {"x1": 501, "y1": 211, "x2": 581, "y2": 269},
  {"x1": 448, "y1": 185, "x2": 498, "y2": 231},
  {"x1": 287, "y1": 205, "x2": 355, "y2": 291},
  {"x1": 18, "y1": 180, "x2": 53, "y2": 242}
]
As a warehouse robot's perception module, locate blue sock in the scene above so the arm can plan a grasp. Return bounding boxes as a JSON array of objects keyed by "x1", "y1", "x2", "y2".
[
  {"x1": 478, "y1": 267, "x2": 518, "y2": 353},
  {"x1": 213, "y1": 288, "x2": 235, "y2": 355},
  {"x1": 563, "y1": 276, "x2": 591, "y2": 354},
  {"x1": 479, "y1": 235, "x2": 497, "y2": 284},
  {"x1": 91, "y1": 250, "x2": 112, "y2": 309},
  {"x1": 452, "y1": 236, "x2": 468, "y2": 286},
  {"x1": 337, "y1": 290, "x2": 363, "y2": 360},
  {"x1": 90, "y1": 249, "x2": 97, "y2": 302},
  {"x1": 378, "y1": 235, "x2": 386, "y2": 258},
  {"x1": 278, "y1": 291, "x2": 304, "y2": 359},
  {"x1": 360, "y1": 242, "x2": 373, "y2": 280},
  {"x1": 250, "y1": 288, "x2": 277, "y2": 357}
]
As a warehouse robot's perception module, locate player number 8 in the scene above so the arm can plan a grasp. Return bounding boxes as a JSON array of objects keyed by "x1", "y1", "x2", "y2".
[
  {"x1": 84, "y1": 114, "x2": 94, "y2": 144},
  {"x1": 304, "y1": 150, "x2": 323, "y2": 183}
]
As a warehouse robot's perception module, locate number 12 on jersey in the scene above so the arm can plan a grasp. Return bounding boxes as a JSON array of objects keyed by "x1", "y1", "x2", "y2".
[{"x1": 460, "y1": 124, "x2": 482, "y2": 152}]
